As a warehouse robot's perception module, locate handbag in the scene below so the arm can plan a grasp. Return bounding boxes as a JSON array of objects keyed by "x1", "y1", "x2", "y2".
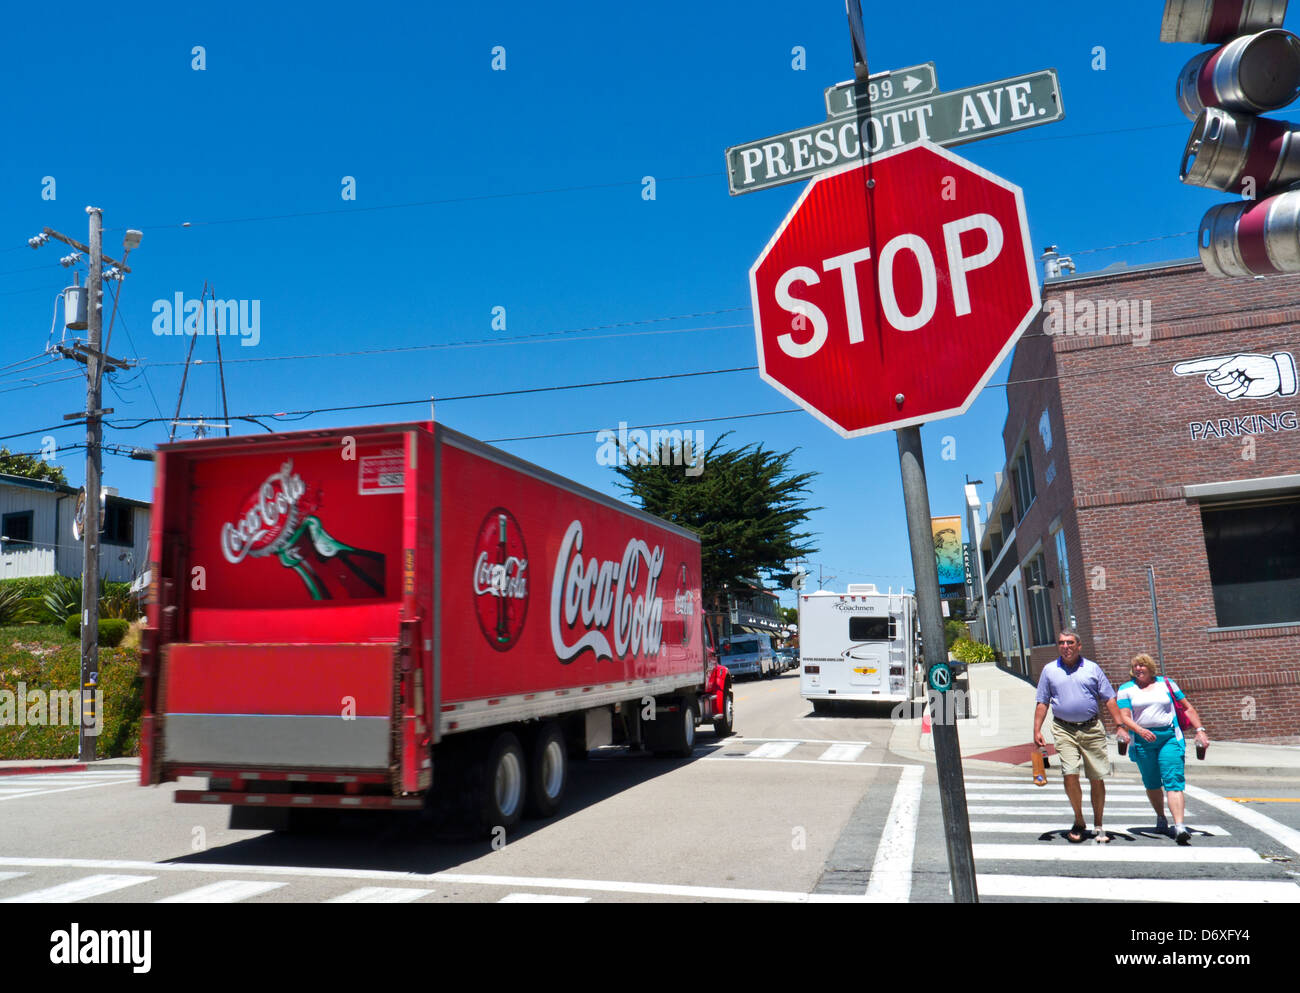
[{"x1": 1161, "y1": 677, "x2": 1193, "y2": 731}]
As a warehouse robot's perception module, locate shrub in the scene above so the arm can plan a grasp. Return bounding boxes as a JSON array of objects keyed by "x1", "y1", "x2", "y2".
[
  {"x1": 0, "y1": 643, "x2": 141, "y2": 759},
  {"x1": 63, "y1": 615, "x2": 130, "y2": 647},
  {"x1": 951, "y1": 638, "x2": 995, "y2": 665},
  {"x1": 43, "y1": 576, "x2": 82, "y2": 624},
  {"x1": 0, "y1": 585, "x2": 23, "y2": 625}
]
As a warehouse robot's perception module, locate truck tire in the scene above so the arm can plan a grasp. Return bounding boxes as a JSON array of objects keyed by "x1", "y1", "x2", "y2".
[
  {"x1": 651, "y1": 696, "x2": 697, "y2": 758},
  {"x1": 525, "y1": 722, "x2": 567, "y2": 819},
  {"x1": 712, "y1": 687, "x2": 734, "y2": 738},
  {"x1": 470, "y1": 731, "x2": 527, "y2": 834}
]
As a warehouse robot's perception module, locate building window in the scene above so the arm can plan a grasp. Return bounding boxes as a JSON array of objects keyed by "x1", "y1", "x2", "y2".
[
  {"x1": 1, "y1": 510, "x2": 34, "y2": 548},
  {"x1": 1012, "y1": 447, "x2": 1036, "y2": 519},
  {"x1": 1025, "y1": 554, "x2": 1054, "y2": 646},
  {"x1": 1202, "y1": 497, "x2": 1300, "y2": 627},
  {"x1": 1054, "y1": 529, "x2": 1075, "y2": 629},
  {"x1": 1000, "y1": 509, "x2": 1015, "y2": 536},
  {"x1": 103, "y1": 503, "x2": 133, "y2": 546}
]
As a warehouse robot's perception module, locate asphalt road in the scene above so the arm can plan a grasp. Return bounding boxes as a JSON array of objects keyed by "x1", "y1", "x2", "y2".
[{"x1": 0, "y1": 671, "x2": 1296, "y2": 904}]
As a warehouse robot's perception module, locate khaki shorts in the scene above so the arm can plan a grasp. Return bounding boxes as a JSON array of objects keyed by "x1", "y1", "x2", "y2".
[{"x1": 1051, "y1": 718, "x2": 1111, "y2": 779}]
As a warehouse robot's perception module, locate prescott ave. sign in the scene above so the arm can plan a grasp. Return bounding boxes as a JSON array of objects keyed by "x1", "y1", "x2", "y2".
[
  {"x1": 726, "y1": 68, "x2": 1063, "y2": 195},
  {"x1": 750, "y1": 140, "x2": 1040, "y2": 437}
]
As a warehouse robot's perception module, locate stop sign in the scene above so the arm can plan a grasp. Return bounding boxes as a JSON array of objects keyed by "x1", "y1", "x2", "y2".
[{"x1": 750, "y1": 140, "x2": 1040, "y2": 437}]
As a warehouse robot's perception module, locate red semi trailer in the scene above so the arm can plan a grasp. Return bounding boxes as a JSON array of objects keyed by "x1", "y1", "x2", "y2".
[{"x1": 139, "y1": 421, "x2": 732, "y2": 833}]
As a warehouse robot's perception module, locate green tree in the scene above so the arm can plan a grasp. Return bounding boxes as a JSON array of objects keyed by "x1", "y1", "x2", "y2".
[
  {"x1": 779, "y1": 606, "x2": 798, "y2": 626},
  {"x1": 612, "y1": 433, "x2": 819, "y2": 608},
  {"x1": 0, "y1": 447, "x2": 66, "y2": 486}
]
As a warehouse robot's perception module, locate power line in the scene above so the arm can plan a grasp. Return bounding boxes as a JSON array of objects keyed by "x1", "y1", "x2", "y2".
[
  {"x1": 138, "y1": 310, "x2": 752, "y2": 368},
  {"x1": 486, "y1": 408, "x2": 803, "y2": 444},
  {"x1": 115, "y1": 172, "x2": 724, "y2": 234}
]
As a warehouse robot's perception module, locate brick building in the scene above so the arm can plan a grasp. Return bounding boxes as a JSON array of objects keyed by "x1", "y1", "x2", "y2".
[{"x1": 975, "y1": 258, "x2": 1299, "y2": 743}]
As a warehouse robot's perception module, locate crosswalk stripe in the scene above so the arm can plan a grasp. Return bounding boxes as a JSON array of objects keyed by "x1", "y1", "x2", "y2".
[
  {"x1": 498, "y1": 893, "x2": 592, "y2": 903},
  {"x1": 0, "y1": 873, "x2": 28, "y2": 883},
  {"x1": 818, "y1": 743, "x2": 867, "y2": 762},
  {"x1": 969, "y1": 822, "x2": 1229, "y2": 836},
  {"x1": 327, "y1": 887, "x2": 434, "y2": 903},
  {"x1": 978, "y1": 874, "x2": 1300, "y2": 903},
  {"x1": 966, "y1": 805, "x2": 1192, "y2": 817},
  {"x1": 0, "y1": 874, "x2": 154, "y2": 902},
  {"x1": 966, "y1": 792, "x2": 1146, "y2": 801},
  {"x1": 749, "y1": 741, "x2": 800, "y2": 759},
  {"x1": 974, "y1": 843, "x2": 1261, "y2": 864},
  {"x1": 865, "y1": 766, "x2": 924, "y2": 902},
  {"x1": 157, "y1": 880, "x2": 286, "y2": 903},
  {"x1": 0, "y1": 780, "x2": 138, "y2": 802},
  {"x1": 963, "y1": 782, "x2": 1148, "y2": 792}
]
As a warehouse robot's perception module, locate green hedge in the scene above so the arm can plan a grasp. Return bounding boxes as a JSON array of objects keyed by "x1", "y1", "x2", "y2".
[
  {"x1": 951, "y1": 638, "x2": 995, "y2": 664},
  {"x1": 0, "y1": 643, "x2": 141, "y2": 759},
  {"x1": 63, "y1": 616, "x2": 130, "y2": 647}
]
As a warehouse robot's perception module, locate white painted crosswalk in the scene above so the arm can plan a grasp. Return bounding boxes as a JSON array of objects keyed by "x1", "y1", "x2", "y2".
[
  {"x1": 707, "y1": 738, "x2": 875, "y2": 764},
  {"x1": 953, "y1": 773, "x2": 1300, "y2": 902},
  {"x1": 0, "y1": 769, "x2": 137, "y2": 802},
  {"x1": 0, "y1": 873, "x2": 154, "y2": 903},
  {"x1": 157, "y1": 880, "x2": 287, "y2": 903},
  {"x1": 326, "y1": 887, "x2": 434, "y2": 904}
]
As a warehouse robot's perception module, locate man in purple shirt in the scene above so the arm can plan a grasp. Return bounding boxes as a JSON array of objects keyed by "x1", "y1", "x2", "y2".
[{"x1": 1032, "y1": 630, "x2": 1125, "y2": 843}]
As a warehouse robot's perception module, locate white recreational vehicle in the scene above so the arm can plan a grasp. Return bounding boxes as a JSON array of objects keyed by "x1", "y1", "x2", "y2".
[{"x1": 798, "y1": 584, "x2": 921, "y2": 711}]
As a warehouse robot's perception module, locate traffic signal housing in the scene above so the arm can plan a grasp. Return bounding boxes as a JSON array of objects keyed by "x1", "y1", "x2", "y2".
[{"x1": 1162, "y1": 0, "x2": 1300, "y2": 275}]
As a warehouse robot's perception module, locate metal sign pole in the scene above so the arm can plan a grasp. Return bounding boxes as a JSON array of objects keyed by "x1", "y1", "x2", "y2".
[
  {"x1": 1147, "y1": 565, "x2": 1166, "y2": 679},
  {"x1": 897, "y1": 425, "x2": 978, "y2": 902}
]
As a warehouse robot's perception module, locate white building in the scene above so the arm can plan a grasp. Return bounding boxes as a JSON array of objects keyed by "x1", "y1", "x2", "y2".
[{"x1": 0, "y1": 473, "x2": 150, "y2": 584}]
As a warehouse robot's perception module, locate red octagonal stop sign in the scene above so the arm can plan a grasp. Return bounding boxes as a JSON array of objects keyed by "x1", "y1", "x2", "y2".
[{"x1": 750, "y1": 141, "x2": 1040, "y2": 437}]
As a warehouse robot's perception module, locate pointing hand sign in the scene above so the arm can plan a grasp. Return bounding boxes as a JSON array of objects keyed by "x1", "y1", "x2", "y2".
[{"x1": 1173, "y1": 352, "x2": 1298, "y2": 401}]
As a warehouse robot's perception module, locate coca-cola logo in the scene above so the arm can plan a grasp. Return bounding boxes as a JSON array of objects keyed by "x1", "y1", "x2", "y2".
[
  {"x1": 473, "y1": 508, "x2": 529, "y2": 651},
  {"x1": 221, "y1": 461, "x2": 307, "y2": 564},
  {"x1": 550, "y1": 520, "x2": 664, "y2": 664}
]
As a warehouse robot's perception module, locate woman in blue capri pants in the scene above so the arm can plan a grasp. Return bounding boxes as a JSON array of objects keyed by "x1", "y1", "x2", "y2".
[{"x1": 1115, "y1": 653, "x2": 1210, "y2": 846}]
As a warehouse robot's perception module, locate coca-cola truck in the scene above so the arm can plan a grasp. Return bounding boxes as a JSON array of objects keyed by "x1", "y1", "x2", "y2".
[{"x1": 139, "y1": 421, "x2": 732, "y2": 833}]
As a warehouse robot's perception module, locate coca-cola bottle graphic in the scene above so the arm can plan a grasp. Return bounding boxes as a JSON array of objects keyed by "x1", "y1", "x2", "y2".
[
  {"x1": 473, "y1": 507, "x2": 528, "y2": 651},
  {"x1": 276, "y1": 516, "x2": 386, "y2": 601},
  {"x1": 221, "y1": 461, "x2": 386, "y2": 601}
]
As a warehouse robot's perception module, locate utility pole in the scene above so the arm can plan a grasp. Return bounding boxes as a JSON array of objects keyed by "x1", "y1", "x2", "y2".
[{"x1": 34, "y1": 209, "x2": 140, "y2": 762}]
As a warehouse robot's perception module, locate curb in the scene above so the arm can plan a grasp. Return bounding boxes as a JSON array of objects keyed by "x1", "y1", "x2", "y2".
[
  {"x1": 0, "y1": 763, "x2": 86, "y2": 777},
  {"x1": 0, "y1": 758, "x2": 139, "y2": 777}
]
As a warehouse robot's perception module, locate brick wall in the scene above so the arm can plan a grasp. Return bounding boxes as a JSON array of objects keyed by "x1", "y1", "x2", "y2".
[{"x1": 997, "y1": 261, "x2": 1300, "y2": 741}]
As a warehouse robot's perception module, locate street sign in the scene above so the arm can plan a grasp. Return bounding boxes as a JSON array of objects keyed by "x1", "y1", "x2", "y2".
[
  {"x1": 725, "y1": 68, "x2": 1063, "y2": 195},
  {"x1": 749, "y1": 141, "x2": 1040, "y2": 437},
  {"x1": 824, "y1": 63, "x2": 939, "y2": 117}
]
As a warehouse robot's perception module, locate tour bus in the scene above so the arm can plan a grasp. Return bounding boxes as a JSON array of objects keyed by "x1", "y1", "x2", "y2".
[{"x1": 799, "y1": 584, "x2": 921, "y2": 711}]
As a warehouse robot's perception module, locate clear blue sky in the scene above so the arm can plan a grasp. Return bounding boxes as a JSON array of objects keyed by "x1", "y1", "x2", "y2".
[{"x1": 0, "y1": 2, "x2": 1251, "y2": 605}]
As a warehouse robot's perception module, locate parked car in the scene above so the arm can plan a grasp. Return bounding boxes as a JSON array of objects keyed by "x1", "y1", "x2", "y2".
[{"x1": 720, "y1": 633, "x2": 777, "y2": 679}]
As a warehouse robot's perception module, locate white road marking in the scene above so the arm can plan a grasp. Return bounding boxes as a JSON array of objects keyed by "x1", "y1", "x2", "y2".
[
  {"x1": 0, "y1": 857, "x2": 878, "y2": 904},
  {"x1": 705, "y1": 756, "x2": 900, "y2": 768},
  {"x1": 157, "y1": 880, "x2": 286, "y2": 903},
  {"x1": 965, "y1": 790, "x2": 1146, "y2": 801},
  {"x1": 969, "y1": 822, "x2": 1229, "y2": 836},
  {"x1": 0, "y1": 872, "x2": 27, "y2": 883},
  {"x1": 962, "y1": 782, "x2": 1148, "y2": 792},
  {"x1": 966, "y1": 805, "x2": 1189, "y2": 817},
  {"x1": 498, "y1": 893, "x2": 591, "y2": 903},
  {"x1": 978, "y1": 874, "x2": 1300, "y2": 903},
  {"x1": 327, "y1": 887, "x2": 434, "y2": 904},
  {"x1": 1, "y1": 873, "x2": 154, "y2": 903},
  {"x1": 748, "y1": 741, "x2": 800, "y2": 759},
  {"x1": 1187, "y1": 783, "x2": 1300, "y2": 857},
  {"x1": 973, "y1": 843, "x2": 1262, "y2": 864},
  {"x1": 818, "y1": 743, "x2": 867, "y2": 762},
  {"x1": 0, "y1": 778, "x2": 138, "y2": 802},
  {"x1": 864, "y1": 765, "x2": 924, "y2": 903},
  {"x1": 740, "y1": 737, "x2": 872, "y2": 746}
]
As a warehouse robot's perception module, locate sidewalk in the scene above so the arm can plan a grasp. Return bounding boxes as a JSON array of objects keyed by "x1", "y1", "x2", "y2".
[
  {"x1": 888, "y1": 662, "x2": 1300, "y2": 780},
  {"x1": 0, "y1": 757, "x2": 139, "y2": 776}
]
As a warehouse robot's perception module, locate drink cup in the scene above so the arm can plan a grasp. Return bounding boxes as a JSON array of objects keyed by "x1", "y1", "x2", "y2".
[
  {"x1": 1117, "y1": 736, "x2": 1128, "y2": 756},
  {"x1": 1196, "y1": 741, "x2": 1207, "y2": 760}
]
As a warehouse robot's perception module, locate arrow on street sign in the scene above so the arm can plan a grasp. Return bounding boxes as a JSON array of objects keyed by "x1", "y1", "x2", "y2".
[
  {"x1": 824, "y1": 62, "x2": 939, "y2": 117},
  {"x1": 726, "y1": 67, "x2": 1064, "y2": 196}
]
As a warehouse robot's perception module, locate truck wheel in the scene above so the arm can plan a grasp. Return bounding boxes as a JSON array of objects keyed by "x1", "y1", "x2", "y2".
[
  {"x1": 474, "y1": 731, "x2": 526, "y2": 834},
  {"x1": 712, "y1": 687, "x2": 734, "y2": 738},
  {"x1": 525, "y1": 723, "x2": 567, "y2": 819},
  {"x1": 667, "y1": 697, "x2": 697, "y2": 758}
]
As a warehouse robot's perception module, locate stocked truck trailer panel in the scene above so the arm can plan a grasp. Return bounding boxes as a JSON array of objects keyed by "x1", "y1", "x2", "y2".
[{"x1": 140, "y1": 421, "x2": 730, "y2": 831}]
